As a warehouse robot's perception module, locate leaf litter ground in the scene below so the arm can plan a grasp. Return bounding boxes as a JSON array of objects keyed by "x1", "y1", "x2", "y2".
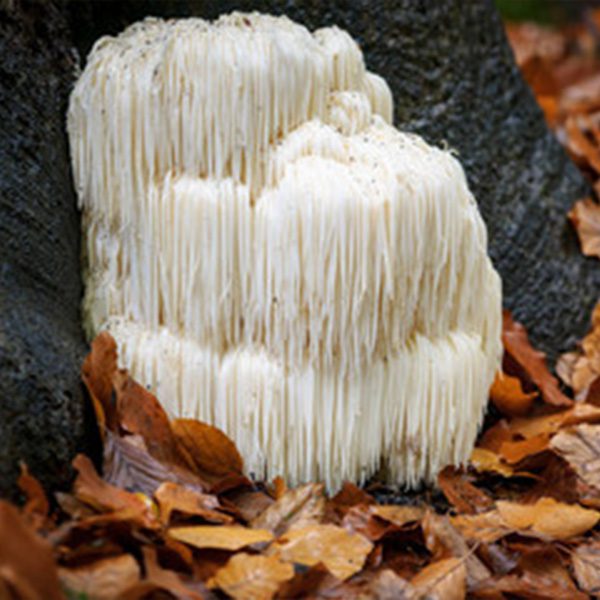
[{"x1": 3, "y1": 15, "x2": 600, "y2": 600}]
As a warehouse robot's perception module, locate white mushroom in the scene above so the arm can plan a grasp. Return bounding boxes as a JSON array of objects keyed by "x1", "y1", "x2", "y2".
[{"x1": 68, "y1": 12, "x2": 502, "y2": 491}]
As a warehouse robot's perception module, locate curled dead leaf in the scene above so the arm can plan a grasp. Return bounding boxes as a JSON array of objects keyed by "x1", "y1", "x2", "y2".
[
  {"x1": 169, "y1": 525, "x2": 273, "y2": 550},
  {"x1": 410, "y1": 557, "x2": 466, "y2": 600},
  {"x1": 155, "y1": 482, "x2": 231, "y2": 525},
  {"x1": 569, "y1": 197, "x2": 600, "y2": 258},
  {"x1": 497, "y1": 497, "x2": 600, "y2": 539},
  {"x1": 272, "y1": 524, "x2": 373, "y2": 581},
  {"x1": 437, "y1": 466, "x2": 493, "y2": 514},
  {"x1": 58, "y1": 554, "x2": 140, "y2": 600},
  {"x1": 208, "y1": 553, "x2": 294, "y2": 600},
  {"x1": 490, "y1": 371, "x2": 537, "y2": 416}
]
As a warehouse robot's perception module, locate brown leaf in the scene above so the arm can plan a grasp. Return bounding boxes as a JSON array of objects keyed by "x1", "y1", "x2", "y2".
[
  {"x1": 569, "y1": 197, "x2": 600, "y2": 258},
  {"x1": 499, "y1": 433, "x2": 551, "y2": 464},
  {"x1": 113, "y1": 370, "x2": 192, "y2": 471},
  {"x1": 503, "y1": 311, "x2": 572, "y2": 407},
  {"x1": 251, "y1": 483, "x2": 325, "y2": 536},
  {"x1": 370, "y1": 505, "x2": 424, "y2": 528},
  {"x1": 72, "y1": 454, "x2": 158, "y2": 528},
  {"x1": 274, "y1": 564, "x2": 340, "y2": 599},
  {"x1": 473, "y1": 572, "x2": 587, "y2": 600},
  {"x1": 365, "y1": 569, "x2": 416, "y2": 600},
  {"x1": 155, "y1": 482, "x2": 231, "y2": 525},
  {"x1": 208, "y1": 553, "x2": 294, "y2": 600},
  {"x1": 450, "y1": 510, "x2": 511, "y2": 543},
  {"x1": 437, "y1": 466, "x2": 493, "y2": 514},
  {"x1": 226, "y1": 489, "x2": 274, "y2": 523},
  {"x1": 103, "y1": 431, "x2": 208, "y2": 497},
  {"x1": 551, "y1": 423, "x2": 600, "y2": 492},
  {"x1": 169, "y1": 525, "x2": 273, "y2": 550},
  {"x1": 566, "y1": 116, "x2": 600, "y2": 173},
  {"x1": 572, "y1": 542, "x2": 600, "y2": 595},
  {"x1": 58, "y1": 554, "x2": 140, "y2": 600},
  {"x1": 0, "y1": 501, "x2": 63, "y2": 600},
  {"x1": 469, "y1": 447, "x2": 515, "y2": 477},
  {"x1": 497, "y1": 496, "x2": 600, "y2": 539},
  {"x1": 82, "y1": 331, "x2": 119, "y2": 432},
  {"x1": 272, "y1": 524, "x2": 373, "y2": 581},
  {"x1": 328, "y1": 482, "x2": 374, "y2": 520},
  {"x1": 18, "y1": 463, "x2": 49, "y2": 530},
  {"x1": 342, "y1": 504, "x2": 422, "y2": 542},
  {"x1": 410, "y1": 557, "x2": 466, "y2": 600},
  {"x1": 421, "y1": 512, "x2": 492, "y2": 590},
  {"x1": 490, "y1": 371, "x2": 537, "y2": 416},
  {"x1": 172, "y1": 418, "x2": 244, "y2": 486}
]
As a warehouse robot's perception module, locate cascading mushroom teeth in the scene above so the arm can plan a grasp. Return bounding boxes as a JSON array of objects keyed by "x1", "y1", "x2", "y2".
[{"x1": 68, "y1": 11, "x2": 502, "y2": 492}]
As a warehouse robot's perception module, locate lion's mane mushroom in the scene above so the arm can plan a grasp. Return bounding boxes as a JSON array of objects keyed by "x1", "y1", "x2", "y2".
[{"x1": 68, "y1": 13, "x2": 502, "y2": 490}]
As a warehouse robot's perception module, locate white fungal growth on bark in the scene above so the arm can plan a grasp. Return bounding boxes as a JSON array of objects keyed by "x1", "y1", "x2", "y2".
[{"x1": 68, "y1": 12, "x2": 502, "y2": 491}]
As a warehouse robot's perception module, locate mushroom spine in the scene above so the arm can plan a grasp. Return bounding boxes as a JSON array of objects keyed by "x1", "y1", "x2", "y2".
[{"x1": 68, "y1": 12, "x2": 502, "y2": 490}]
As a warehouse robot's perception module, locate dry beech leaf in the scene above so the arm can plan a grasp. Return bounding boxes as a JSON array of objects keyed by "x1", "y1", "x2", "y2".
[
  {"x1": 0, "y1": 501, "x2": 63, "y2": 600},
  {"x1": 208, "y1": 552, "x2": 294, "y2": 600},
  {"x1": 17, "y1": 463, "x2": 50, "y2": 529},
  {"x1": 370, "y1": 505, "x2": 424, "y2": 528},
  {"x1": 450, "y1": 510, "x2": 511, "y2": 544},
  {"x1": 497, "y1": 497, "x2": 600, "y2": 539},
  {"x1": 329, "y1": 482, "x2": 375, "y2": 520},
  {"x1": 103, "y1": 431, "x2": 207, "y2": 497},
  {"x1": 82, "y1": 331, "x2": 119, "y2": 432},
  {"x1": 569, "y1": 197, "x2": 600, "y2": 258},
  {"x1": 499, "y1": 432, "x2": 551, "y2": 464},
  {"x1": 227, "y1": 489, "x2": 274, "y2": 523},
  {"x1": 275, "y1": 564, "x2": 340, "y2": 599},
  {"x1": 502, "y1": 311, "x2": 572, "y2": 407},
  {"x1": 342, "y1": 504, "x2": 394, "y2": 541},
  {"x1": 366, "y1": 569, "x2": 416, "y2": 600},
  {"x1": 272, "y1": 524, "x2": 373, "y2": 581},
  {"x1": 410, "y1": 557, "x2": 466, "y2": 600},
  {"x1": 169, "y1": 525, "x2": 273, "y2": 550},
  {"x1": 113, "y1": 371, "x2": 192, "y2": 471},
  {"x1": 58, "y1": 554, "x2": 140, "y2": 600},
  {"x1": 72, "y1": 454, "x2": 158, "y2": 528},
  {"x1": 551, "y1": 423, "x2": 600, "y2": 492},
  {"x1": 490, "y1": 371, "x2": 537, "y2": 416},
  {"x1": 251, "y1": 483, "x2": 325, "y2": 536},
  {"x1": 473, "y1": 572, "x2": 587, "y2": 600},
  {"x1": 437, "y1": 466, "x2": 493, "y2": 514},
  {"x1": 572, "y1": 542, "x2": 600, "y2": 595},
  {"x1": 271, "y1": 476, "x2": 287, "y2": 500},
  {"x1": 172, "y1": 418, "x2": 244, "y2": 483},
  {"x1": 469, "y1": 447, "x2": 514, "y2": 477},
  {"x1": 155, "y1": 482, "x2": 231, "y2": 525}
]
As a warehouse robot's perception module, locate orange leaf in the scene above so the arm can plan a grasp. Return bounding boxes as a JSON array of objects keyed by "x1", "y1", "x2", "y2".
[
  {"x1": 208, "y1": 553, "x2": 294, "y2": 600},
  {"x1": 58, "y1": 554, "x2": 140, "y2": 600},
  {"x1": 171, "y1": 418, "x2": 244, "y2": 486},
  {"x1": 72, "y1": 454, "x2": 158, "y2": 528},
  {"x1": 0, "y1": 501, "x2": 63, "y2": 600},
  {"x1": 154, "y1": 482, "x2": 232, "y2": 525},
  {"x1": 450, "y1": 510, "x2": 511, "y2": 543},
  {"x1": 499, "y1": 433, "x2": 551, "y2": 464},
  {"x1": 497, "y1": 497, "x2": 600, "y2": 539},
  {"x1": 272, "y1": 524, "x2": 373, "y2": 580},
  {"x1": 469, "y1": 447, "x2": 514, "y2": 477},
  {"x1": 569, "y1": 197, "x2": 600, "y2": 258},
  {"x1": 490, "y1": 371, "x2": 537, "y2": 416},
  {"x1": 503, "y1": 311, "x2": 572, "y2": 408},
  {"x1": 17, "y1": 463, "x2": 49, "y2": 529},
  {"x1": 169, "y1": 525, "x2": 273, "y2": 550},
  {"x1": 410, "y1": 557, "x2": 466, "y2": 600},
  {"x1": 437, "y1": 466, "x2": 494, "y2": 514}
]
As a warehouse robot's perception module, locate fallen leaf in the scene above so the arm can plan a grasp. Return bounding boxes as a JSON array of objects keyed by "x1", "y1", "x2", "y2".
[
  {"x1": 18, "y1": 463, "x2": 50, "y2": 530},
  {"x1": 518, "y1": 545, "x2": 580, "y2": 596},
  {"x1": 470, "y1": 447, "x2": 514, "y2": 477},
  {"x1": 410, "y1": 557, "x2": 466, "y2": 600},
  {"x1": 274, "y1": 564, "x2": 341, "y2": 599},
  {"x1": 103, "y1": 431, "x2": 208, "y2": 497},
  {"x1": 58, "y1": 554, "x2": 140, "y2": 600},
  {"x1": 208, "y1": 552, "x2": 294, "y2": 600},
  {"x1": 421, "y1": 512, "x2": 492, "y2": 589},
  {"x1": 572, "y1": 542, "x2": 600, "y2": 596},
  {"x1": 271, "y1": 476, "x2": 287, "y2": 500},
  {"x1": 569, "y1": 197, "x2": 600, "y2": 258},
  {"x1": 227, "y1": 489, "x2": 274, "y2": 523},
  {"x1": 370, "y1": 505, "x2": 424, "y2": 528},
  {"x1": 365, "y1": 569, "x2": 416, "y2": 600},
  {"x1": 499, "y1": 432, "x2": 551, "y2": 464},
  {"x1": 328, "y1": 482, "x2": 374, "y2": 520},
  {"x1": 473, "y1": 572, "x2": 587, "y2": 600},
  {"x1": 72, "y1": 453, "x2": 158, "y2": 528},
  {"x1": 82, "y1": 331, "x2": 119, "y2": 433},
  {"x1": 497, "y1": 496, "x2": 600, "y2": 539},
  {"x1": 502, "y1": 311, "x2": 572, "y2": 407},
  {"x1": 342, "y1": 504, "x2": 395, "y2": 541},
  {"x1": 155, "y1": 482, "x2": 231, "y2": 525},
  {"x1": 169, "y1": 525, "x2": 273, "y2": 550},
  {"x1": 272, "y1": 524, "x2": 373, "y2": 580},
  {"x1": 251, "y1": 483, "x2": 325, "y2": 536},
  {"x1": 0, "y1": 501, "x2": 63, "y2": 600},
  {"x1": 450, "y1": 510, "x2": 511, "y2": 543},
  {"x1": 490, "y1": 371, "x2": 537, "y2": 416},
  {"x1": 551, "y1": 423, "x2": 600, "y2": 492},
  {"x1": 172, "y1": 419, "x2": 245, "y2": 486},
  {"x1": 437, "y1": 466, "x2": 493, "y2": 514}
]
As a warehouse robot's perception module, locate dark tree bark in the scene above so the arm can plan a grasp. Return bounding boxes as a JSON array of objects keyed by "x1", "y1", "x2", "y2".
[{"x1": 0, "y1": 1, "x2": 94, "y2": 497}]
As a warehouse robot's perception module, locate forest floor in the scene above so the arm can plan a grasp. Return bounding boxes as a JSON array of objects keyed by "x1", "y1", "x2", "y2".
[{"x1": 2, "y1": 15, "x2": 600, "y2": 600}]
